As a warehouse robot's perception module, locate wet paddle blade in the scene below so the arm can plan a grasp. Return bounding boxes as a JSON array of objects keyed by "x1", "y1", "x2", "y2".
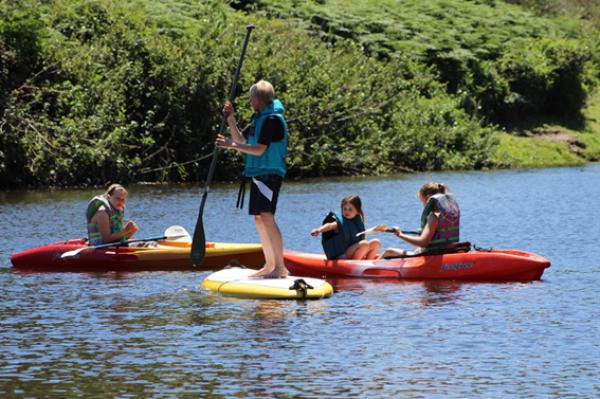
[
  {"x1": 164, "y1": 225, "x2": 191, "y2": 242},
  {"x1": 191, "y1": 193, "x2": 208, "y2": 265},
  {"x1": 61, "y1": 247, "x2": 87, "y2": 259}
]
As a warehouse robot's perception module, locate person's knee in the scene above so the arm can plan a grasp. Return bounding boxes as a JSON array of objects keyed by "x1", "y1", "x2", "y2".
[
  {"x1": 259, "y1": 212, "x2": 277, "y2": 226},
  {"x1": 356, "y1": 242, "x2": 370, "y2": 252}
]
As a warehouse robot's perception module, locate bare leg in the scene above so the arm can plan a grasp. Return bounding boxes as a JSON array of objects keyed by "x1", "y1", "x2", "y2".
[
  {"x1": 378, "y1": 248, "x2": 407, "y2": 259},
  {"x1": 366, "y1": 239, "x2": 381, "y2": 260},
  {"x1": 251, "y1": 213, "x2": 288, "y2": 278},
  {"x1": 346, "y1": 241, "x2": 371, "y2": 260},
  {"x1": 260, "y1": 212, "x2": 288, "y2": 278},
  {"x1": 250, "y1": 215, "x2": 276, "y2": 277}
]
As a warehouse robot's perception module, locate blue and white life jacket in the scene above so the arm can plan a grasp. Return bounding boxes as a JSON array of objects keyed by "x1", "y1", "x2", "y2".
[{"x1": 244, "y1": 99, "x2": 288, "y2": 178}]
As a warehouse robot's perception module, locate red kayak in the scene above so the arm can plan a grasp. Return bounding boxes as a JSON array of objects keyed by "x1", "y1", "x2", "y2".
[
  {"x1": 11, "y1": 239, "x2": 265, "y2": 272},
  {"x1": 284, "y1": 248, "x2": 551, "y2": 281}
]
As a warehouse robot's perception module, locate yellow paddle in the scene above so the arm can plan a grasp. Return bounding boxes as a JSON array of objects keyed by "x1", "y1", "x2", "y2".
[{"x1": 356, "y1": 224, "x2": 419, "y2": 237}]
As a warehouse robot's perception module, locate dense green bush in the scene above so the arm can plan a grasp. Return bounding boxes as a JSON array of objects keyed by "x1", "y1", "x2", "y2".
[
  {"x1": 0, "y1": 2, "x2": 45, "y2": 186},
  {"x1": 1, "y1": 0, "x2": 596, "y2": 187},
  {"x1": 247, "y1": 0, "x2": 598, "y2": 124},
  {"x1": 0, "y1": 0, "x2": 498, "y2": 187},
  {"x1": 466, "y1": 37, "x2": 593, "y2": 121},
  {"x1": 510, "y1": 0, "x2": 600, "y2": 29}
]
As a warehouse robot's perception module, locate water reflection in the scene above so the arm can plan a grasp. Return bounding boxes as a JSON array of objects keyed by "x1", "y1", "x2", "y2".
[
  {"x1": 419, "y1": 280, "x2": 462, "y2": 306},
  {"x1": 330, "y1": 277, "x2": 463, "y2": 307}
]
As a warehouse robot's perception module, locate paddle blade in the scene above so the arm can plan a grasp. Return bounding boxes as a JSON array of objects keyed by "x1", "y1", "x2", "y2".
[
  {"x1": 373, "y1": 224, "x2": 388, "y2": 232},
  {"x1": 164, "y1": 225, "x2": 191, "y2": 242},
  {"x1": 60, "y1": 248, "x2": 85, "y2": 259},
  {"x1": 191, "y1": 195, "x2": 208, "y2": 265},
  {"x1": 356, "y1": 224, "x2": 389, "y2": 237}
]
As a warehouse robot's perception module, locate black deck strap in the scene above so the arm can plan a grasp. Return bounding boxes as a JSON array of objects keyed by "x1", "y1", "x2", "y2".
[
  {"x1": 236, "y1": 177, "x2": 248, "y2": 209},
  {"x1": 289, "y1": 278, "x2": 314, "y2": 299},
  {"x1": 384, "y1": 241, "x2": 472, "y2": 260},
  {"x1": 224, "y1": 259, "x2": 245, "y2": 269},
  {"x1": 473, "y1": 244, "x2": 493, "y2": 252}
]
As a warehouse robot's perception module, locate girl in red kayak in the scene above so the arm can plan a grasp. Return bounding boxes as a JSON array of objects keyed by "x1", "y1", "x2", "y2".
[
  {"x1": 380, "y1": 182, "x2": 460, "y2": 258},
  {"x1": 86, "y1": 184, "x2": 139, "y2": 245},
  {"x1": 311, "y1": 195, "x2": 381, "y2": 260}
]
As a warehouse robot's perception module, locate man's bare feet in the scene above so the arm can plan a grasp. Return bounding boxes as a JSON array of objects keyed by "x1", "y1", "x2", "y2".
[
  {"x1": 250, "y1": 265, "x2": 289, "y2": 278},
  {"x1": 250, "y1": 264, "x2": 274, "y2": 278},
  {"x1": 267, "y1": 266, "x2": 289, "y2": 278}
]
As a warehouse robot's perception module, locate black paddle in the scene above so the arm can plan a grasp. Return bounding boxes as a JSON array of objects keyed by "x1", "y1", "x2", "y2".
[
  {"x1": 61, "y1": 234, "x2": 187, "y2": 258},
  {"x1": 191, "y1": 24, "x2": 255, "y2": 266}
]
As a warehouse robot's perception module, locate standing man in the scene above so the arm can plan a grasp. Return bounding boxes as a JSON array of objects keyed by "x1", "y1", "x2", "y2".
[{"x1": 216, "y1": 80, "x2": 289, "y2": 278}]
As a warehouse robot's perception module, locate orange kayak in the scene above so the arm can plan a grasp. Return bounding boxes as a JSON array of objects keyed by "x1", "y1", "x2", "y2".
[
  {"x1": 11, "y1": 239, "x2": 264, "y2": 272},
  {"x1": 284, "y1": 249, "x2": 551, "y2": 281}
]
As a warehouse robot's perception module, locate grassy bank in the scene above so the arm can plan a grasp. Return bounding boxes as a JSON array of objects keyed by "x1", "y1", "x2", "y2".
[{"x1": 492, "y1": 92, "x2": 600, "y2": 167}]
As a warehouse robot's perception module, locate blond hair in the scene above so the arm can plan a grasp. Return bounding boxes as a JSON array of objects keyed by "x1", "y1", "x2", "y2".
[
  {"x1": 249, "y1": 79, "x2": 275, "y2": 104},
  {"x1": 418, "y1": 182, "x2": 448, "y2": 200},
  {"x1": 104, "y1": 183, "x2": 127, "y2": 198}
]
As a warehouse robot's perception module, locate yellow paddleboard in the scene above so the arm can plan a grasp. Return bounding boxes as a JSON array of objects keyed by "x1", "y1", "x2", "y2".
[{"x1": 202, "y1": 267, "x2": 333, "y2": 299}]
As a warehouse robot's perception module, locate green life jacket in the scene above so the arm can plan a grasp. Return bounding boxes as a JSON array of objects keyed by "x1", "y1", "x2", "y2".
[
  {"x1": 244, "y1": 99, "x2": 288, "y2": 177},
  {"x1": 321, "y1": 212, "x2": 366, "y2": 260},
  {"x1": 86, "y1": 195, "x2": 125, "y2": 245},
  {"x1": 420, "y1": 193, "x2": 460, "y2": 252}
]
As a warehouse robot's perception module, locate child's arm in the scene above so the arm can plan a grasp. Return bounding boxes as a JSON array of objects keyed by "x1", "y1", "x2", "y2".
[
  {"x1": 310, "y1": 222, "x2": 338, "y2": 236},
  {"x1": 216, "y1": 135, "x2": 267, "y2": 156},
  {"x1": 392, "y1": 213, "x2": 438, "y2": 248}
]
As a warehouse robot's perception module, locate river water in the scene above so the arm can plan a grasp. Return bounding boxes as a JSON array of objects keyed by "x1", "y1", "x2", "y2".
[{"x1": 1, "y1": 164, "x2": 599, "y2": 398}]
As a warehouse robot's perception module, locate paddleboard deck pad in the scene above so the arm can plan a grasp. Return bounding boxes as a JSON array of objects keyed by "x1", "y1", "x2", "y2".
[{"x1": 202, "y1": 267, "x2": 333, "y2": 299}]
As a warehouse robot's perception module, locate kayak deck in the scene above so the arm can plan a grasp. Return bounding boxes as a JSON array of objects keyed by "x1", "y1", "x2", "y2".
[
  {"x1": 10, "y1": 239, "x2": 265, "y2": 272},
  {"x1": 202, "y1": 267, "x2": 333, "y2": 299},
  {"x1": 284, "y1": 249, "x2": 551, "y2": 281}
]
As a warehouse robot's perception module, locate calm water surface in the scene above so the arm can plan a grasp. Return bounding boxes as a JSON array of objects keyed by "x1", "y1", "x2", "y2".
[{"x1": 1, "y1": 165, "x2": 599, "y2": 398}]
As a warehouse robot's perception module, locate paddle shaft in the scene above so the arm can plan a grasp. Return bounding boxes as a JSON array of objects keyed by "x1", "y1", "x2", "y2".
[
  {"x1": 357, "y1": 228, "x2": 420, "y2": 237},
  {"x1": 191, "y1": 25, "x2": 255, "y2": 266},
  {"x1": 392, "y1": 229, "x2": 419, "y2": 235},
  {"x1": 61, "y1": 234, "x2": 186, "y2": 258},
  {"x1": 89, "y1": 235, "x2": 173, "y2": 250}
]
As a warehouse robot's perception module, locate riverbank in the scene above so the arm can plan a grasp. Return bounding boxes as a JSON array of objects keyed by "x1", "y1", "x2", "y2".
[{"x1": 492, "y1": 92, "x2": 600, "y2": 168}]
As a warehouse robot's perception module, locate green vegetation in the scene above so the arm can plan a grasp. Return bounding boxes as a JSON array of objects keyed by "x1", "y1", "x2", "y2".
[
  {"x1": 243, "y1": 0, "x2": 598, "y2": 123},
  {"x1": 0, "y1": 0, "x2": 598, "y2": 187},
  {"x1": 491, "y1": 133, "x2": 585, "y2": 168},
  {"x1": 514, "y1": 0, "x2": 600, "y2": 29}
]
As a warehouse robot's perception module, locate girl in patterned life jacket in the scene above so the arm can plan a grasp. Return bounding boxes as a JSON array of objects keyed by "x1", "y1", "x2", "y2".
[
  {"x1": 311, "y1": 195, "x2": 381, "y2": 260},
  {"x1": 86, "y1": 184, "x2": 139, "y2": 246},
  {"x1": 380, "y1": 182, "x2": 460, "y2": 258}
]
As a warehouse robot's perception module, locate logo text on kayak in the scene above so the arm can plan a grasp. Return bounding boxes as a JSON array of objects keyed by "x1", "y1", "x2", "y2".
[{"x1": 441, "y1": 262, "x2": 474, "y2": 271}]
